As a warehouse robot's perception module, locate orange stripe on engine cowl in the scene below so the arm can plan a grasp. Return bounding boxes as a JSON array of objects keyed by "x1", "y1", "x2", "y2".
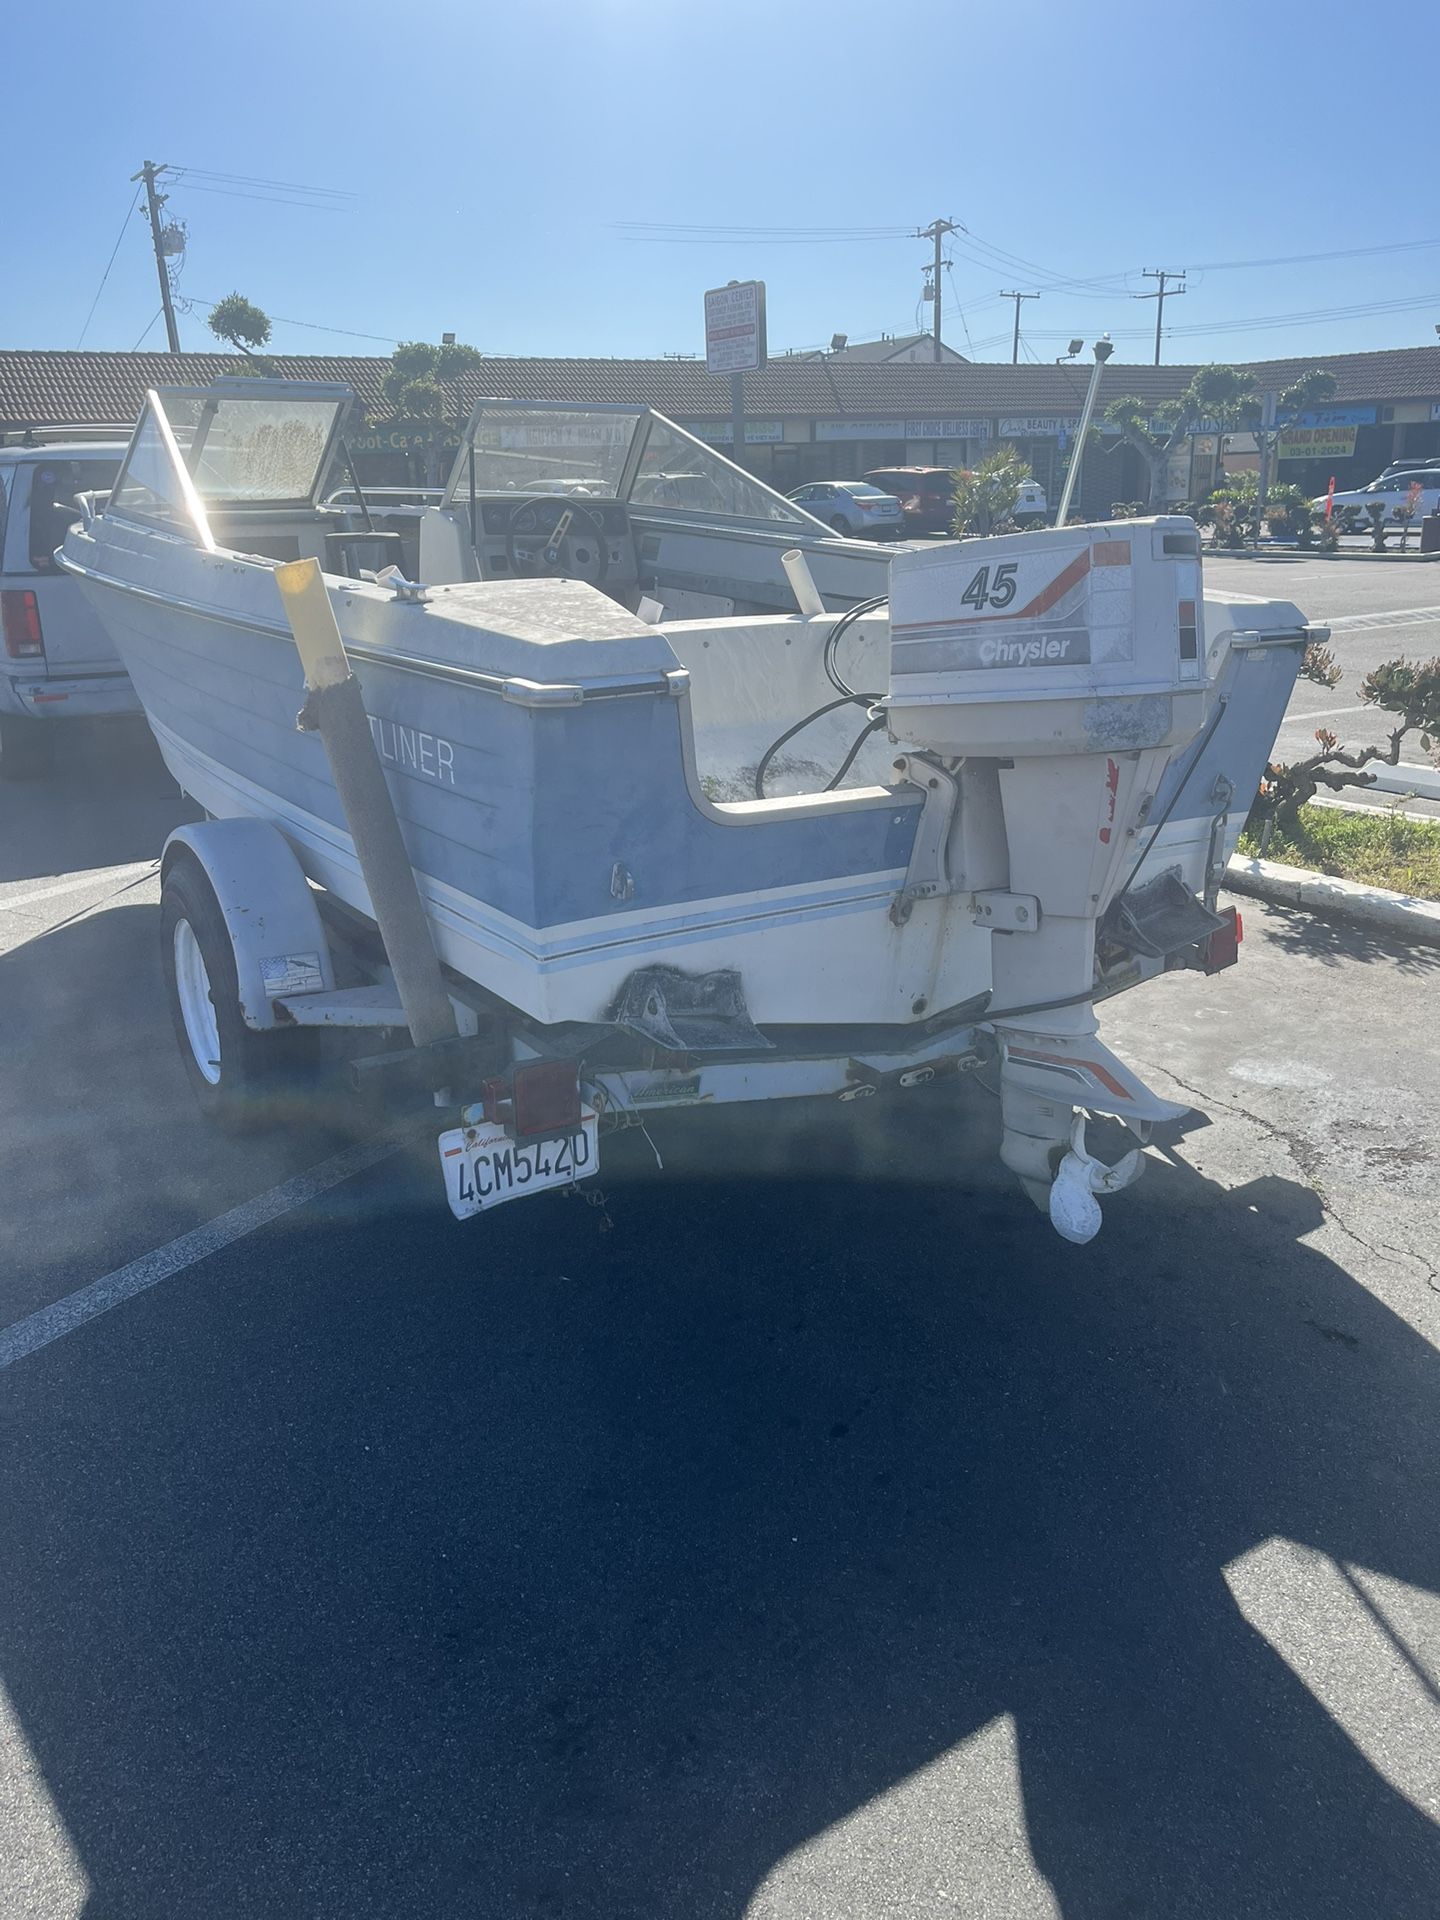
[
  {"x1": 893, "y1": 547, "x2": 1093, "y2": 633},
  {"x1": 1005, "y1": 1045, "x2": 1132, "y2": 1100}
]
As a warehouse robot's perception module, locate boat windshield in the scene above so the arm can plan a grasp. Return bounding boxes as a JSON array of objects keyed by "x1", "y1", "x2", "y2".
[
  {"x1": 443, "y1": 402, "x2": 819, "y2": 529},
  {"x1": 107, "y1": 382, "x2": 353, "y2": 539},
  {"x1": 448, "y1": 407, "x2": 637, "y2": 497},
  {"x1": 166, "y1": 390, "x2": 347, "y2": 504}
]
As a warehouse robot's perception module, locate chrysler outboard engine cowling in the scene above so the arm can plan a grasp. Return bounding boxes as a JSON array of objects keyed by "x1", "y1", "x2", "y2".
[{"x1": 884, "y1": 518, "x2": 1212, "y2": 1242}]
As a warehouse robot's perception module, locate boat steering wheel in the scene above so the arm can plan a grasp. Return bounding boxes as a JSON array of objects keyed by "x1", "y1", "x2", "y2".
[{"x1": 505, "y1": 496, "x2": 611, "y2": 587}]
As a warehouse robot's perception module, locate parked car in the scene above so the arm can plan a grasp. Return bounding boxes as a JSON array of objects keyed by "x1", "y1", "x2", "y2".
[
  {"x1": 1, "y1": 442, "x2": 135, "y2": 777},
  {"x1": 786, "y1": 480, "x2": 904, "y2": 539},
  {"x1": 862, "y1": 466, "x2": 957, "y2": 535},
  {"x1": 862, "y1": 465, "x2": 1049, "y2": 535},
  {"x1": 1314, "y1": 469, "x2": 1440, "y2": 529}
]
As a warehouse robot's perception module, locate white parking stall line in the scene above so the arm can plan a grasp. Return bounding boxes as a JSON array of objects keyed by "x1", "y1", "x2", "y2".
[
  {"x1": 0, "y1": 861, "x2": 157, "y2": 915},
  {"x1": 1281, "y1": 703, "x2": 1369, "y2": 723},
  {"x1": 0, "y1": 1136, "x2": 400, "y2": 1374},
  {"x1": 1325, "y1": 607, "x2": 1440, "y2": 633}
]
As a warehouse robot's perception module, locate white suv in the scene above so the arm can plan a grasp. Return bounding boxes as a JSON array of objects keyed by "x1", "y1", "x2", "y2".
[{"x1": 0, "y1": 442, "x2": 137, "y2": 777}]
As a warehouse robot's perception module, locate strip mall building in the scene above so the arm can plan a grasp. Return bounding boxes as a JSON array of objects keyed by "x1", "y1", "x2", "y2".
[{"x1": 3, "y1": 345, "x2": 1437, "y2": 515}]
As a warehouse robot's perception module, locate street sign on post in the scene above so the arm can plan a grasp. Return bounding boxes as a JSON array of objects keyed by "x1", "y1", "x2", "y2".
[
  {"x1": 705, "y1": 280, "x2": 767, "y2": 466},
  {"x1": 704, "y1": 280, "x2": 767, "y2": 374}
]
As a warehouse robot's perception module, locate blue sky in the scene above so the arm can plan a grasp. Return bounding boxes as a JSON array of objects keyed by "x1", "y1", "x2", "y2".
[{"x1": 4, "y1": 0, "x2": 1437, "y2": 369}]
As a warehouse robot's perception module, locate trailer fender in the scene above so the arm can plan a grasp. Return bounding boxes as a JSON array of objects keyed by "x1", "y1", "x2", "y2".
[{"x1": 162, "y1": 820, "x2": 336, "y2": 1030}]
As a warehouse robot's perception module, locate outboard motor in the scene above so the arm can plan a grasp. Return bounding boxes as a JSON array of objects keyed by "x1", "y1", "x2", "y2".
[{"x1": 884, "y1": 518, "x2": 1215, "y2": 1242}]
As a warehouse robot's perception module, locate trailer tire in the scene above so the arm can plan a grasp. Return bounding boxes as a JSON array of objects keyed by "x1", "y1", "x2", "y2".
[
  {"x1": 161, "y1": 854, "x2": 312, "y2": 1130},
  {"x1": 0, "y1": 713, "x2": 54, "y2": 781}
]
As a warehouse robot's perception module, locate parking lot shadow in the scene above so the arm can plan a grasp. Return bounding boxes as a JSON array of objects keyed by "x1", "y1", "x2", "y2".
[
  {"x1": 1239, "y1": 896, "x2": 1440, "y2": 977},
  {"x1": 0, "y1": 720, "x2": 194, "y2": 885},
  {"x1": 0, "y1": 900, "x2": 362, "y2": 1312},
  {"x1": 1, "y1": 1104, "x2": 1438, "y2": 1916}
]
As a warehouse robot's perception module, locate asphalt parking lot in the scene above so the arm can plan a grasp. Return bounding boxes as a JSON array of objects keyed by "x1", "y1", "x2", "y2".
[{"x1": 2, "y1": 559, "x2": 1438, "y2": 1918}]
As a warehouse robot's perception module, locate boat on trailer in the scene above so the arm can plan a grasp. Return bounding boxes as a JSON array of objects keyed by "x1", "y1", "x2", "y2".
[{"x1": 61, "y1": 378, "x2": 1320, "y2": 1240}]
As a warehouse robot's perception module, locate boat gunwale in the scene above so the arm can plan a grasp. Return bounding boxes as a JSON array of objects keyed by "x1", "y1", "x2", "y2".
[{"x1": 57, "y1": 537, "x2": 925, "y2": 833}]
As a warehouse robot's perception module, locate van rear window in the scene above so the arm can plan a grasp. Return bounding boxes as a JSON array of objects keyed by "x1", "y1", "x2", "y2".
[{"x1": 26, "y1": 458, "x2": 121, "y2": 572}]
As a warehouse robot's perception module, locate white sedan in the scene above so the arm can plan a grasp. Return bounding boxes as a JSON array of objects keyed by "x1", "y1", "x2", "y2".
[
  {"x1": 1314, "y1": 470, "x2": 1440, "y2": 525},
  {"x1": 787, "y1": 481, "x2": 905, "y2": 539}
]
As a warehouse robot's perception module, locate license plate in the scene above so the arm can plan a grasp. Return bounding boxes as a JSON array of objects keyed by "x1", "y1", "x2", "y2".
[{"x1": 438, "y1": 1109, "x2": 599, "y2": 1221}]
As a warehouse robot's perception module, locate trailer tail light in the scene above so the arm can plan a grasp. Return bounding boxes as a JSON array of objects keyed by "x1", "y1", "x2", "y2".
[
  {"x1": 1, "y1": 591, "x2": 45, "y2": 660},
  {"x1": 1202, "y1": 907, "x2": 1242, "y2": 974},
  {"x1": 480, "y1": 1059, "x2": 583, "y2": 1139},
  {"x1": 513, "y1": 1058, "x2": 582, "y2": 1138}
]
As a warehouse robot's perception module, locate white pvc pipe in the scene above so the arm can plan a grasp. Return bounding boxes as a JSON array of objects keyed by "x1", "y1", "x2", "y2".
[{"x1": 782, "y1": 548, "x2": 826, "y2": 618}]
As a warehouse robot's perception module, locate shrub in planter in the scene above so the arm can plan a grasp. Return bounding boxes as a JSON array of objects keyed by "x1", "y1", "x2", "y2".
[{"x1": 1263, "y1": 483, "x2": 1312, "y2": 542}]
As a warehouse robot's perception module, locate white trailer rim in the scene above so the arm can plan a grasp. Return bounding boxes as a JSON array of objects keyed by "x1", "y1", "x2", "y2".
[{"x1": 173, "y1": 917, "x2": 222, "y2": 1085}]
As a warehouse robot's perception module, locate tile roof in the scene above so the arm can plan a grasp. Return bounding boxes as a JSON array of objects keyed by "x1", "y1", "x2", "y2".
[
  {"x1": 3, "y1": 344, "x2": 1439, "y2": 433},
  {"x1": 791, "y1": 332, "x2": 969, "y2": 363}
]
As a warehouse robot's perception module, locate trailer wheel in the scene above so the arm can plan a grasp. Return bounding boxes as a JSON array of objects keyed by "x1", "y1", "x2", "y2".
[
  {"x1": 161, "y1": 855, "x2": 309, "y2": 1129},
  {"x1": 0, "y1": 713, "x2": 54, "y2": 781}
]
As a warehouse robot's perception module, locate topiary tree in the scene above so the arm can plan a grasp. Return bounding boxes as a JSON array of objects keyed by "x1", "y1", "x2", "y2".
[
  {"x1": 1250, "y1": 646, "x2": 1440, "y2": 838},
  {"x1": 381, "y1": 338, "x2": 483, "y2": 425},
  {"x1": 435, "y1": 339, "x2": 484, "y2": 423},
  {"x1": 951, "y1": 444, "x2": 1034, "y2": 537},
  {"x1": 1186, "y1": 365, "x2": 1260, "y2": 485},
  {"x1": 207, "y1": 292, "x2": 275, "y2": 375},
  {"x1": 1101, "y1": 396, "x2": 1189, "y2": 511}
]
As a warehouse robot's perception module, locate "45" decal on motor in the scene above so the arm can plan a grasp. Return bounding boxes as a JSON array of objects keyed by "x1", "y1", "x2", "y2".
[{"x1": 960, "y1": 562, "x2": 1019, "y2": 612}]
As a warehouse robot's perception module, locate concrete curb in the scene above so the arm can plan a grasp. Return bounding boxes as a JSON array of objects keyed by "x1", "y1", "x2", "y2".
[
  {"x1": 1209, "y1": 546, "x2": 1440, "y2": 563},
  {"x1": 1225, "y1": 855, "x2": 1440, "y2": 945}
]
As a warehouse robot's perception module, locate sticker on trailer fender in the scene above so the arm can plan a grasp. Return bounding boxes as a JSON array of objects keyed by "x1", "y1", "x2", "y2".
[{"x1": 261, "y1": 951, "x2": 325, "y2": 997}]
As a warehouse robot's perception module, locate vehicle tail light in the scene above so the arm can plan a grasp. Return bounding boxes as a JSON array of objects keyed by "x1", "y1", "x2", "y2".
[
  {"x1": 1, "y1": 590, "x2": 45, "y2": 660},
  {"x1": 1201, "y1": 907, "x2": 1242, "y2": 974}
]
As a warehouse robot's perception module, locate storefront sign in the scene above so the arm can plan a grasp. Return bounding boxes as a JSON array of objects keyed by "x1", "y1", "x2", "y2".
[
  {"x1": 692, "y1": 418, "x2": 784, "y2": 445},
  {"x1": 815, "y1": 417, "x2": 989, "y2": 442},
  {"x1": 704, "y1": 280, "x2": 767, "y2": 374},
  {"x1": 816, "y1": 419, "x2": 903, "y2": 441},
  {"x1": 1163, "y1": 450, "x2": 1190, "y2": 502},
  {"x1": 1277, "y1": 426, "x2": 1358, "y2": 461},
  {"x1": 497, "y1": 421, "x2": 633, "y2": 450},
  {"x1": 998, "y1": 416, "x2": 1079, "y2": 438},
  {"x1": 1292, "y1": 405, "x2": 1375, "y2": 429},
  {"x1": 348, "y1": 425, "x2": 462, "y2": 453},
  {"x1": 902, "y1": 417, "x2": 990, "y2": 441}
]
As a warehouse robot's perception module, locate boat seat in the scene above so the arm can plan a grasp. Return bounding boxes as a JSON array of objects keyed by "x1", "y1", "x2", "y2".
[{"x1": 662, "y1": 610, "x2": 896, "y2": 802}]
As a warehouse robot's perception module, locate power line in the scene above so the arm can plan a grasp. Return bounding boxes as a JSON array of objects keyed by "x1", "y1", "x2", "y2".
[
  {"x1": 1188, "y1": 236, "x2": 1440, "y2": 271},
  {"x1": 181, "y1": 295, "x2": 398, "y2": 345},
  {"x1": 171, "y1": 165, "x2": 354, "y2": 201},
  {"x1": 169, "y1": 181, "x2": 353, "y2": 214},
  {"x1": 76, "y1": 187, "x2": 141, "y2": 348},
  {"x1": 613, "y1": 221, "x2": 912, "y2": 237},
  {"x1": 131, "y1": 309, "x2": 164, "y2": 352}
]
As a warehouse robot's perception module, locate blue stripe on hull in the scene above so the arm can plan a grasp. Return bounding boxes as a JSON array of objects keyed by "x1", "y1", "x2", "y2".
[{"x1": 99, "y1": 587, "x2": 920, "y2": 935}]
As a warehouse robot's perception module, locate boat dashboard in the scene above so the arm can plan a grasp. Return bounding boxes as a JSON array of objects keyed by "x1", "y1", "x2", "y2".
[{"x1": 465, "y1": 492, "x2": 639, "y2": 592}]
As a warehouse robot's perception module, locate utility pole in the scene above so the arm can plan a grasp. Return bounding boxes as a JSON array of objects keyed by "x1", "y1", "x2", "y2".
[
  {"x1": 917, "y1": 218, "x2": 959, "y2": 362},
  {"x1": 999, "y1": 290, "x2": 1039, "y2": 365},
  {"x1": 1133, "y1": 268, "x2": 1186, "y2": 366},
  {"x1": 131, "y1": 160, "x2": 181, "y2": 353}
]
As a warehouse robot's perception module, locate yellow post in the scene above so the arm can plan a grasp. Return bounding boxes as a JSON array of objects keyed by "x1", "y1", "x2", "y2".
[{"x1": 275, "y1": 557, "x2": 350, "y2": 689}]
